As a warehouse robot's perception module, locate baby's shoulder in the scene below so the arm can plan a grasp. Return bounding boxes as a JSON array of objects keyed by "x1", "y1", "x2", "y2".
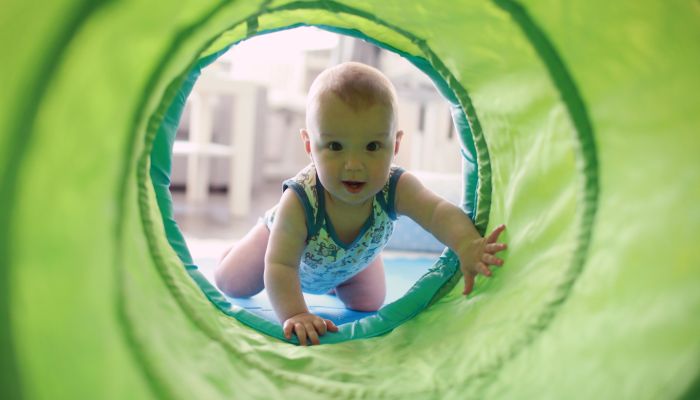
[
  {"x1": 391, "y1": 167, "x2": 415, "y2": 193},
  {"x1": 285, "y1": 163, "x2": 316, "y2": 187},
  {"x1": 273, "y1": 189, "x2": 309, "y2": 233},
  {"x1": 392, "y1": 170, "x2": 428, "y2": 208}
]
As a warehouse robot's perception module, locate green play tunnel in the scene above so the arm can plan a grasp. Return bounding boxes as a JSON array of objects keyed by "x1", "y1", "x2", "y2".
[{"x1": 2, "y1": 1, "x2": 699, "y2": 399}]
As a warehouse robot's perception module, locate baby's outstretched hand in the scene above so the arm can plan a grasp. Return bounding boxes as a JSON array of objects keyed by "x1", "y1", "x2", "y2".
[
  {"x1": 283, "y1": 312, "x2": 339, "y2": 346},
  {"x1": 459, "y1": 224, "x2": 508, "y2": 296}
]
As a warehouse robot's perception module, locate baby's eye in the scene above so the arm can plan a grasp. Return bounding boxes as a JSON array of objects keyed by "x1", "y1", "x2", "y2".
[
  {"x1": 328, "y1": 142, "x2": 343, "y2": 151},
  {"x1": 366, "y1": 141, "x2": 381, "y2": 151}
]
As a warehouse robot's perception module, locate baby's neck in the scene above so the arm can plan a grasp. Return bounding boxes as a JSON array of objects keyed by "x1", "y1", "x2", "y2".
[
  {"x1": 323, "y1": 192, "x2": 374, "y2": 245},
  {"x1": 324, "y1": 190, "x2": 372, "y2": 211}
]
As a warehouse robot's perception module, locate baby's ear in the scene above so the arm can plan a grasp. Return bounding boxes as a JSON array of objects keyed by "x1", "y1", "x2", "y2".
[
  {"x1": 394, "y1": 130, "x2": 404, "y2": 155},
  {"x1": 300, "y1": 129, "x2": 311, "y2": 155}
]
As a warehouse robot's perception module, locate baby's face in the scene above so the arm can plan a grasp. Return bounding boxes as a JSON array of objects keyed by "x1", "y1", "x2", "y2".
[{"x1": 303, "y1": 92, "x2": 402, "y2": 207}]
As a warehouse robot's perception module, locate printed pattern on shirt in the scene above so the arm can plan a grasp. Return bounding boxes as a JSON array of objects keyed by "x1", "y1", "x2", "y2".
[{"x1": 264, "y1": 164, "x2": 403, "y2": 294}]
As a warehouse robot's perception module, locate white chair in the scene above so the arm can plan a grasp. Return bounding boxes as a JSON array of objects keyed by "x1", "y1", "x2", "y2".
[{"x1": 173, "y1": 73, "x2": 265, "y2": 217}]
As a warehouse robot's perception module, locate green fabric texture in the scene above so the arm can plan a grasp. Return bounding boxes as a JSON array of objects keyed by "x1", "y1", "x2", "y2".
[{"x1": 2, "y1": 1, "x2": 699, "y2": 399}]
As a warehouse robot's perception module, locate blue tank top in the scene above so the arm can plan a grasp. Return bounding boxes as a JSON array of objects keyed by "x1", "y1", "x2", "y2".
[{"x1": 264, "y1": 163, "x2": 404, "y2": 294}]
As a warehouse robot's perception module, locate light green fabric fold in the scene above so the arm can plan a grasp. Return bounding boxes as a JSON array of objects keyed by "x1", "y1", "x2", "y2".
[{"x1": 1, "y1": 1, "x2": 698, "y2": 399}]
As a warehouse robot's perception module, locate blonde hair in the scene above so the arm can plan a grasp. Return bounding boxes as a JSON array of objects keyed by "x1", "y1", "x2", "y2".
[{"x1": 306, "y1": 62, "x2": 398, "y2": 128}]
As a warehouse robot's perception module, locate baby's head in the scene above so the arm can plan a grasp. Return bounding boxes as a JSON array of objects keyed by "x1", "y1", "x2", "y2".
[
  {"x1": 302, "y1": 62, "x2": 404, "y2": 206},
  {"x1": 305, "y1": 61, "x2": 399, "y2": 132}
]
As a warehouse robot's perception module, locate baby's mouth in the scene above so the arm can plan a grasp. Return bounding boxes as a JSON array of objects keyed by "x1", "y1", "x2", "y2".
[{"x1": 342, "y1": 180, "x2": 366, "y2": 193}]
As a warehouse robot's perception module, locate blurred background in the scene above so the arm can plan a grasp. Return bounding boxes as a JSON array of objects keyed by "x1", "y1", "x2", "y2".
[{"x1": 170, "y1": 27, "x2": 463, "y2": 262}]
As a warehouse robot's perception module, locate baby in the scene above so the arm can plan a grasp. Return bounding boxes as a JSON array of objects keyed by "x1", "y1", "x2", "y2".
[{"x1": 215, "y1": 62, "x2": 507, "y2": 345}]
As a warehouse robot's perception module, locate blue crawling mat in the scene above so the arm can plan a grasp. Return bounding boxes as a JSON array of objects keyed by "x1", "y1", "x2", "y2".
[{"x1": 197, "y1": 254, "x2": 438, "y2": 325}]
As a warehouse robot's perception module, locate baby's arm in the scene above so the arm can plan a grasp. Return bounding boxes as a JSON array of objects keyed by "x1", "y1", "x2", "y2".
[
  {"x1": 395, "y1": 172, "x2": 507, "y2": 295},
  {"x1": 264, "y1": 189, "x2": 338, "y2": 345}
]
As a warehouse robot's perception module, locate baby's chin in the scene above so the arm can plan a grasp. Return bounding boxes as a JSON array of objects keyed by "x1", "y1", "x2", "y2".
[{"x1": 326, "y1": 187, "x2": 374, "y2": 206}]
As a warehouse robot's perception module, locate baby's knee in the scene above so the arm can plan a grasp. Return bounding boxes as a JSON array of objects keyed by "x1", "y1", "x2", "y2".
[
  {"x1": 344, "y1": 296, "x2": 385, "y2": 312},
  {"x1": 214, "y1": 268, "x2": 263, "y2": 298}
]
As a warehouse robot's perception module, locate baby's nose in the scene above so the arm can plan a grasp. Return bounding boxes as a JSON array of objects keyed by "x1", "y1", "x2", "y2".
[{"x1": 344, "y1": 154, "x2": 363, "y2": 171}]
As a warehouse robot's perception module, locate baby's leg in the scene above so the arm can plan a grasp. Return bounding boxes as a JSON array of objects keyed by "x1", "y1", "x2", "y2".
[
  {"x1": 214, "y1": 223, "x2": 269, "y2": 298},
  {"x1": 335, "y1": 256, "x2": 386, "y2": 312}
]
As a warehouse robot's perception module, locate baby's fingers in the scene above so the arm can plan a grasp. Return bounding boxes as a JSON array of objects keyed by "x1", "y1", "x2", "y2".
[
  {"x1": 486, "y1": 224, "x2": 506, "y2": 243},
  {"x1": 312, "y1": 319, "x2": 328, "y2": 336},
  {"x1": 283, "y1": 320, "x2": 294, "y2": 340},
  {"x1": 462, "y1": 273, "x2": 476, "y2": 295},
  {"x1": 325, "y1": 319, "x2": 339, "y2": 333},
  {"x1": 311, "y1": 318, "x2": 339, "y2": 336},
  {"x1": 476, "y1": 261, "x2": 493, "y2": 276},
  {"x1": 305, "y1": 323, "x2": 320, "y2": 345},
  {"x1": 485, "y1": 242, "x2": 507, "y2": 254},
  {"x1": 294, "y1": 323, "x2": 308, "y2": 346},
  {"x1": 482, "y1": 253, "x2": 503, "y2": 267}
]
